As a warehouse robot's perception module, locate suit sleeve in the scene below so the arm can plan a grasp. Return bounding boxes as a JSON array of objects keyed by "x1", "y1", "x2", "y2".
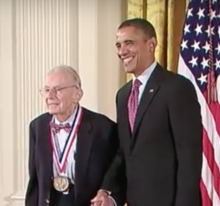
[
  {"x1": 101, "y1": 92, "x2": 127, "y2": 206},
  {"x1": 168, "y1": 77, "x2": 202, "y2": 206},
  {"x1": 25, "y1": 122, "x2": 39, "y2": 206},
  {"x1": 101, "y1": 148, "x2": 126, "y2": 206}
]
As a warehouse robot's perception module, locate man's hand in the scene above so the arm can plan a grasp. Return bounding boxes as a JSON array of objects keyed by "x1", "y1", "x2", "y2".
[{"x1": 91, "y1": 190, "x2": 114, "y2": 206}]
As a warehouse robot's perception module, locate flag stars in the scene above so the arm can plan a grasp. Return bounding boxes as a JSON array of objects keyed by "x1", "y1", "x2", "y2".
[
  {"x1": 215, "y1": 43, "x2": 220, "y2": 55},
  {"x1": 214, "y1": 59, "x2": 220, "y2": 70},
  {"x1": 191, "y1": 40, "x2": 200, "y2": 52},
  {"x1": 184, "y1": 24, "x2": 191, "y2": 34},
  {"x1": 201, "y1": 58, "x2": 209, "y2": 70},
  {"x1": 218, "y1": 26, "x2": 220, "y2": 38},
  {"x1": 189, "y1": 56, "x2": 198, "y2": 67},
  {"x1": 202, "y1": 41, "x2": 210, "y2": 53},
  {"x1": 197, "y1": 8, "x2": 205, "y2": 19},
  {"x1": 210, "y1": 9, "x2": 216, "y2": 20},
  {"x1": 198, "y1": 73, "x2": 207, "y2": 85},
  {"x1": 194, "y1": 24, "x2": 203, "y2": 35},
  {"x1": 205, "y1": 25, "x2": 214, "y2": 37},
  {"x1": 181, "y1": 40, "x2": 188, "y2": 51},
  {"x1": 187, "y1": 8, "x2": 193, "y2": 18},
  {"x1": 181, "y1": 1, "x2": 220, "y2": 88}
]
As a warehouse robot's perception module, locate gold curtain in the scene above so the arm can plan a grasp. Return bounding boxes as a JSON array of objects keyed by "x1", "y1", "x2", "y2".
[{"x1": 126, "y1": 0, "x2": 190, "y2": 81}]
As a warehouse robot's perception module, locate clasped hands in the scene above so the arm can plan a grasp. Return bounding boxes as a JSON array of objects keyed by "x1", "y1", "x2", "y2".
[{"x1": 90, "y1": 190, "x2": 115, "y2": 206}]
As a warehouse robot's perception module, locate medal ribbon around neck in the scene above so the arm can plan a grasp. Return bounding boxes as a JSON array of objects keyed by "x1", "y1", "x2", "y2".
[{"x1": 50, "y1": 105, "x2": 83, "y2": 173}]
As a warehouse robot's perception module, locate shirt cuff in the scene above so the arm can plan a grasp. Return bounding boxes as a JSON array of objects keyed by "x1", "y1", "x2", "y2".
[
  {"x1": 101, "y1": 190, "x2": 117, "y2": 206},
  {"x1": 108, "y1": 195, "x2": 117, "y2": 206}
]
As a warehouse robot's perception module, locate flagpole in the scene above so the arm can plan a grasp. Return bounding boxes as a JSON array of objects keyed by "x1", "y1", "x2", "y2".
[{"x1": 207, "y1": 0, "x2": 217, "y2": 103}]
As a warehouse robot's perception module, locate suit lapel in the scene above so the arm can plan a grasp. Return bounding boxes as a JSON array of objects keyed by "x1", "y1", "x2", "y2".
[
  {"x1": 132, "y1": 66, "x2": 161, "y2": 138},
  {"x1": 119, "y1": 81, "x2": 132, "y2": 139},
  {"x1": 75, "y1": 109, "x2": 94, "y2": 196}
]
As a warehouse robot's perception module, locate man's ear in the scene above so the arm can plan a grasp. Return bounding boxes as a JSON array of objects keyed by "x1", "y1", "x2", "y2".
[
  {"x1": 149, "y1": 37, "x2": 157, "y2": 52},
  {"x1": 73, "y1": 88, "x2": 83, "y2": 103}
]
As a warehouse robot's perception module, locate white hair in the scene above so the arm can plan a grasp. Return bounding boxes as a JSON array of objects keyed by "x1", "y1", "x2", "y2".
[{"x1": 48, "y1": 65, "x2": 81, "y2": 88}]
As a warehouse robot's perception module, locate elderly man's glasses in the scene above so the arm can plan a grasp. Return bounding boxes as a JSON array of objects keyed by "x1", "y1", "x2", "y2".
[{"x1": 39, "y1": 85, "x2": 78, "y2": 96}]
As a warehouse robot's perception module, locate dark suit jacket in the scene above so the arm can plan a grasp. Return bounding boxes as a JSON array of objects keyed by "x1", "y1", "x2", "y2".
[
  {"x1": 25, "y1": 107, "x2": 119, "y2": 206},
  {"x1": 102, "y1": 64, "x2": 203, "y2": 206}
]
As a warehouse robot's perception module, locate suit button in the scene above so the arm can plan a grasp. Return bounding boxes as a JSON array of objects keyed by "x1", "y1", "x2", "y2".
[{"x1": 46, "y1": 199, "x2": 50, "y2": 204}]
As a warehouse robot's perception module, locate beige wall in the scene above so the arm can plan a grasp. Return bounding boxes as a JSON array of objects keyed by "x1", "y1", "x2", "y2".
[{"x1": 0, "y1": 0, "x2": 126, "y2": 205}]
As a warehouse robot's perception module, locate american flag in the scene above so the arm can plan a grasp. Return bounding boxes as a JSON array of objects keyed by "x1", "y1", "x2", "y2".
[{"x1": 177, "y1": 0, "x2": 220, "y2": 206}]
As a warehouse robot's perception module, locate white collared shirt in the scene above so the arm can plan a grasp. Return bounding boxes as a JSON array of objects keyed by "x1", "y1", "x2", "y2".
[
  {"x1": 52, "y1": 110, "x2": 78, "y2": 184},
  {"x1": 132, "y1": 61, "x2": 157, "y2": 103}
]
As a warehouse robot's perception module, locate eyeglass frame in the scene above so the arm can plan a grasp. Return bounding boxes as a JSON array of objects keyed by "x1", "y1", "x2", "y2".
[{"x1": 39, "y1": 85, "x2": 79, "y2": 96}]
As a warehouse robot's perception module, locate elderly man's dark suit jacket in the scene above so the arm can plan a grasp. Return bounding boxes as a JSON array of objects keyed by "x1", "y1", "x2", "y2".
[
  {"x1": 102, "y1": 64, "x2": 203, "y2": 206},
  {"x1": 25, "y1": 108, "x2": 118, "y2": 206}
]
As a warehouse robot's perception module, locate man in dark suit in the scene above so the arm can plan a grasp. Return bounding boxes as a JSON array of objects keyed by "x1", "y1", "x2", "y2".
[
  {"x1": 91, "y1": 18, "x2": 202, "y2": 206},
  {"x1": 25, "y1": 65, "x2": 119, "y2": 206}
]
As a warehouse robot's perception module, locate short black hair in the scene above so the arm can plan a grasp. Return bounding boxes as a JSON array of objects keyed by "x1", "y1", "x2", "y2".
[{"x1": 118, "y1": 18, "x2": 156, "y2": 38}]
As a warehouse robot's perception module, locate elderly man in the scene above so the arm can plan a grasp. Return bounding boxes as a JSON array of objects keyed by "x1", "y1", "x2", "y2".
[{"x1": 25, "y1": 65, "x2": 119, "y2": 206}]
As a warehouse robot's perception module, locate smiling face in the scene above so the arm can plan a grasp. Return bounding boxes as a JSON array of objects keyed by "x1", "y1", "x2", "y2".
[
  {"x1": 115, "y1": 26, "x2": 157, "y2": 77},
  {"x1": 42, "y1": 70, "x2": 83, "y2": 121}
]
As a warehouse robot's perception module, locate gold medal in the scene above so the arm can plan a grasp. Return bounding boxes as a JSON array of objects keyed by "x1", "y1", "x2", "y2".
[{"x1": 53, "y1": 176, "x2": 69, "y2": 192}]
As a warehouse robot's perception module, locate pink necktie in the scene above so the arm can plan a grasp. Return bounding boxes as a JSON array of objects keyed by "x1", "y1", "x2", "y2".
[
  {"x1": 128, "y1": 79, "x2": 141, "y2": 132},
  {"x1": 50, "y1": 122, "x2": 71, "y2": 133}
]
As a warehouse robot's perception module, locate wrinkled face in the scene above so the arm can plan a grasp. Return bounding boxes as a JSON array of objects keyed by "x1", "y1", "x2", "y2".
[
  {"x1": 41, "y1": 71, "x2": 82, "y2": 115},
  {"x1": 115, "y1": 26, "x2": 156, "y2": 75}
]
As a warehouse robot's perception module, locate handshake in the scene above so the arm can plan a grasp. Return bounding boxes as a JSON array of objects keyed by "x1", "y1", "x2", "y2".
[{"x1": 90, "y1": 190, "x2": 115, "y2": 206}]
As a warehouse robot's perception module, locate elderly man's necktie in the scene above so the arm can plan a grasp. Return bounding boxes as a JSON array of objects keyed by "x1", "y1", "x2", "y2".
[{"x1": 127, "y1": 79, "x2": 141, "y2": 132}]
